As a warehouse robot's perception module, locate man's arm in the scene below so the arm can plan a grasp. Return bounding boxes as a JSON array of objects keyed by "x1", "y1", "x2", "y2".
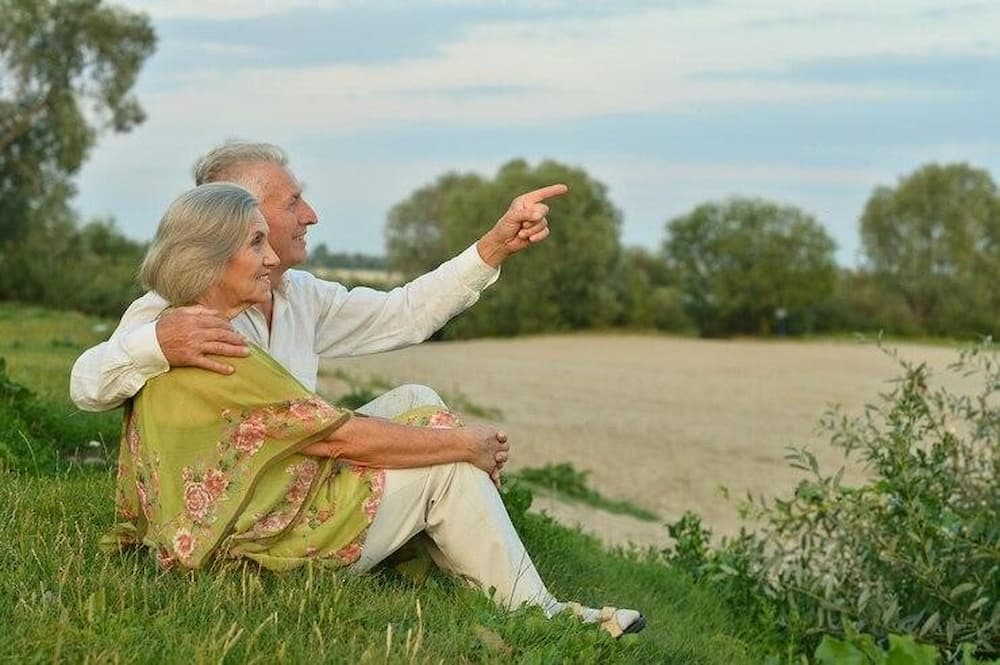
[
  {"x1": 70, "y1": 294, "x2": 249, "y2": 412},
  {"x1": 310, "y1": 184, "x2": 569, "y2": 358},
  {"x1": 308, "y1": 244, "x2": 496, "y2": 357}
]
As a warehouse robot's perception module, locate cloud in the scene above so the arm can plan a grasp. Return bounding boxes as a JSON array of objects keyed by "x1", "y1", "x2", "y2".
[
  {"x1": 126, "y1": 0, "x2": 348, "y2": 20},
  {"x1": 122, "y1": 0, "x2": 1000, "y2": 138},
  {"x1": 76, "y1": 1, "x2": 1000, "y2": 267}
]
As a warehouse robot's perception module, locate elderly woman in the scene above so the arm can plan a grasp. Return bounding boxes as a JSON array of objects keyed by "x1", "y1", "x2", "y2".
[{"x1": 105, "y1": 183, "x2": 645, "y2": 637}]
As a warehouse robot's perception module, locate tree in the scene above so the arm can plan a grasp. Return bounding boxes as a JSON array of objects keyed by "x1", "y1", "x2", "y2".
[
  {"x1": 859, "y1": 163, "x2": 1000, "y2": 336},
  {"x1": 386, "y1": 159, "x2": 623, "y2": 338},
  {"x1": 0, "y1": 0, "x2": 155, "y2": 245},
  {"x1": 385, "y1": 172, "x2": 486, "y2": 279},
  {"x1": 664, "y1": 198, "x2": 838, "y2": 337},
  {"x1": 609, "y1": 247, "x2": 691, "y2": 332}
]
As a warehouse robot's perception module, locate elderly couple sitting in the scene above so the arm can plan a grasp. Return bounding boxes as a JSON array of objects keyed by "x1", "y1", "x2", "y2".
[{"x1": 72, "y1": 142, "x2": 645, "y2": 638}]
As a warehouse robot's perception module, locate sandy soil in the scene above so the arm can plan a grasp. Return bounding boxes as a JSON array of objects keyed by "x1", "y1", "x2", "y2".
[{"x1": 318, "y1": 335, "x2": 979, "y2": 549}]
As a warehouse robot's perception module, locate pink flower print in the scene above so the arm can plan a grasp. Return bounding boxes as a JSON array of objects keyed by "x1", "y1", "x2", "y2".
[
  {"x1": 362, "y1": 495, "x2": 380, "y2": 521},
  {"x1": 368, "y1": 469, "x2": 386, "y2": 496},
  {"x1": 172, "y1": 529, "x2": 196, "y2": 562},
  {"x1": 427, "y1": 410, "x2": 460, "y2": 429},
  {"x1": 116, "y1": 491, "x2": 137, "y2": 520},
  {"x1": 313, "y1": 399, "x2": 341, "y2": 420},
  {"x1": 253, "y1": 512, "x2": 290, "y2": 536},
  {"x1": 232, "y1": 416, "x2": 267, "y2": 455},
  {"x1": 156, "y1": 548, "x2": 176, "y2": 570},
  {"x1": 135, "y1": 480, "x2": 152, "y2": 519},
  {"x1": 126, "y1": 420, "x2": 140, "y2": 456},
  {"x1": 285, "y1": 459, "x2": 318, "y2": 504},
  {"x1": 335, "y1": 542, "x2": 362, "y2": 564},
  {"x1": 202, "y1": 468, "x2": 229, "y2": 499},
  {"x1": 184, "y1": 481, "x2": 213, "y2": 522},
  {"x1": 288, "y1": 399, "x2": 317, "y2": 422}
]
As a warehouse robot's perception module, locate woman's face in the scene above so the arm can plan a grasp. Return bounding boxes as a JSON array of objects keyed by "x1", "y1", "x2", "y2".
[{"x1": 211, "y1": 211, "x2": 280, "y2": 311}]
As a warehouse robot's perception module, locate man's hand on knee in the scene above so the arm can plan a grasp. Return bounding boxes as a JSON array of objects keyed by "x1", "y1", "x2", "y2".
[{"x1": 156, "y1": 306, "x2": 249, "y2": 374}]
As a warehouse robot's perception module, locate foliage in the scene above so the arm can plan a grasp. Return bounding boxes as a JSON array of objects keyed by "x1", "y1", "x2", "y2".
[
  {"x1": 0, "y1": 216, "x2": 145, "y2": 317},
  {"x1": 0, "y1": 0, "x2": 154, "y2": 315},
  {"x1": 813, "y1": 631, "x2": 938, "y2": 664},
  {"x1": 0, "y1": 356, "x2": 118, "y2": 473},
  {"x1": 822, "y1": 269, "x2": 923, "y2": 337},
  {"x1": 513, "y1": 463, "x2": 659, "y2": 522},
  {"x1": 386, "y1": 159, "x2": 624, "y2": 339},
  {"x1": 860, "y1": 163, "x2": 1000, "y2": 338},
  {"x1": 307, "y1": 243, "x2": 386, "y2": 270},
  {"x1": 809, "y1": 628, "x2": 1000, "y2": 665},
  {"x1": 386, "y1": 172, "x2": 487, "y2": 280},
  {"x1": 0, "y1": 304, "x2": 128, "y2": 472},
  {"x1": 664, "y1": 197, "x2": 838, "y2": 337},
  {"x1": 663, "y1": 341, "x2": 1000, "y2": 660},
  {"x1": 0, "y1": 0, "x2": 155, "y2": 242},
  {"x1": 609, "y1": 247, "x2": 693, "y2": 332}
]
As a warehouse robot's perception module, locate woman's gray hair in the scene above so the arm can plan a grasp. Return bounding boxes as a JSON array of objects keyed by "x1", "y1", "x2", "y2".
[
  {"x1": 140, "y1": 183, "x2": 261, "y2": 306},
  {"x1": 192, "y1": 141, "x2": 288, "y2": 189}
]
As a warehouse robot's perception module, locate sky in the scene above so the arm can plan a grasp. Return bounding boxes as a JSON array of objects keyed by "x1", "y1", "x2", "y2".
[{"x1": 75, "y1": 0, "x2": 1000, "y2": 266}]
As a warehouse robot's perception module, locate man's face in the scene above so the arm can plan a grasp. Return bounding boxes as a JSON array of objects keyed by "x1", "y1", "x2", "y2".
[{"x1": 244, "y1": 162, "x2": 318, "y2": 273}]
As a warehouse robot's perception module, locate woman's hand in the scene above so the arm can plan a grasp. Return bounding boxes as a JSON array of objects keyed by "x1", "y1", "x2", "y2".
[{"x1": 305, "y1": 416, "x2": 511, "y2": 482}]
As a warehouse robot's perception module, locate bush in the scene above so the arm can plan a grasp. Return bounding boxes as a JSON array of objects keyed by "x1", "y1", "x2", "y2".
[
  {"x1": 664, "y1": 340, "x2": 1000, "y2": 660},
  {"x1": 0, "y1": 357, "x2": 119, "y2": 473},
  {"x1": 0, "y1": 218, "x2": 144, "y2": 318}
]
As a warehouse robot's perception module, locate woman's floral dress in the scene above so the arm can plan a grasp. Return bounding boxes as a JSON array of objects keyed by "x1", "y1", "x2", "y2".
[{"x1": 105, "y1": 346, "x2": 396, "y2": 572}]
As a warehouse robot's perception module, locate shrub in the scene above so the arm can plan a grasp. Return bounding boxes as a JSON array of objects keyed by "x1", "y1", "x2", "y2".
[
  {"x1": 664, "y1": 340, "x2": 1000, "y2": 660},
  {"x1": 0, "y1": 357, "x2": 119, "y2": 473}
]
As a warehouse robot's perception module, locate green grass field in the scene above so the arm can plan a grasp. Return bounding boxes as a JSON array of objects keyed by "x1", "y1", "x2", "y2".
[{"x1": 0, "y1": 303, "x2": 773, "y2": 663}]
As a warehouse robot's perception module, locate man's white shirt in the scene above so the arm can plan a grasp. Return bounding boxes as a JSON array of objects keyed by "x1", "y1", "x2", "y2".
[{"x1": 70, "y1": 244, "x2": 498, "y2": 411}]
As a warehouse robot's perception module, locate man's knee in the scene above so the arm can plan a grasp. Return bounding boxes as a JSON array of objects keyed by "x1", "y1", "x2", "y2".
[
  {"x1": 395, "y1": 383, "x2": 446, "y2": 409},
  {"x1": 355, "y1": 383, "x2": 447, "y2": 418}
]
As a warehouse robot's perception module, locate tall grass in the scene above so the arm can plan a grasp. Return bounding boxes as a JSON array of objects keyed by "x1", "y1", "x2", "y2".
[
  {"x1": 0, "y1": 303, "x2": 771, "y2": 663},
  {"x1": 1, "y1": 472, "x2": 769, "y2": 663}
]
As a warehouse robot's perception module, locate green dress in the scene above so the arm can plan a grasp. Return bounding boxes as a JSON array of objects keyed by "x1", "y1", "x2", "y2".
[{"x1": 104, "y1": 346, "x2": 391, "y2": 571}]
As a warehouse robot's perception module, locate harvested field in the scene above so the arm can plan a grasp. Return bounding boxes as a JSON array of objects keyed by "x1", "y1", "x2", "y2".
[{"x1": 319, "y1": 335, "x2": 977, "y2": 549}]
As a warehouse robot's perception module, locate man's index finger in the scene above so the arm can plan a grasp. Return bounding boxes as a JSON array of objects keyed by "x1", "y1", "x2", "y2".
[{"x1": 522, "y1": 184, "x2": 569, "y2": 205}]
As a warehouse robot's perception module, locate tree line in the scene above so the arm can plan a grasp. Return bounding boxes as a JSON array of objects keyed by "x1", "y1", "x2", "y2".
[
  {"x1": 3, "y1": 1, "x2": 998, "y2": 339},
  {"x1": 385, "y1": 160, "x2": 1000, "y2": 340}
]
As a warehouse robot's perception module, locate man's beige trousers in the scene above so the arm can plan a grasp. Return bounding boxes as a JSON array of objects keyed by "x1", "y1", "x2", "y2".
[{"x1": 350, "y1": 384, "x2": 561, "y2": 615}]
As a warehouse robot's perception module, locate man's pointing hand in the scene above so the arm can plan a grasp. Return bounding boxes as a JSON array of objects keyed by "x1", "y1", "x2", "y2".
[{"x1": 476, "y1": 183, "x2": 569, "y2": 268}]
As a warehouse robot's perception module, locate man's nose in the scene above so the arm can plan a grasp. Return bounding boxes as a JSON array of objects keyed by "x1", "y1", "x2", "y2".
[{"x1": 301, "y1": 200, "x2": 318, "y2": 226}]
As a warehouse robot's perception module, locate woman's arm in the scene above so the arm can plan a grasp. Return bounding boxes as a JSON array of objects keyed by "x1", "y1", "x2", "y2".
[{"x1": 302, "y1": 415, "x2": 509, "y2": 475}]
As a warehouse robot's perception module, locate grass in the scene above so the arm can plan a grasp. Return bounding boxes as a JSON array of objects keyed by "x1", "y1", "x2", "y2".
[
  {"x1": 0, "y1": 471, "x2": 769, "y2": 663},
  {"x1": 324, "y1": 368, "x2": 503, "y2": 420},
  {"x1": 513, "y1": 463, "x2": 659, "y2": 522},
  {"x1": 0, "y1": 303, "x2": 115, "y2": 400},
  {"x1": 0, "y1": 302, "x2": 777, "y2": 662}
]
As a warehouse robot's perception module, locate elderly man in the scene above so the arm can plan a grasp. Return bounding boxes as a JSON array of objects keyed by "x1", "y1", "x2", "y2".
[{"x1": 71, "y1": 142, "x2": 566, "y2": 481}]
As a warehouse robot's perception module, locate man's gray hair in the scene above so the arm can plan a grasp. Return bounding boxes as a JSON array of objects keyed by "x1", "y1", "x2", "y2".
[
  {"x1": 192, "y1": 141, "x2": 288, "y2": 188},
  {"x1": 140, "y1": 183, "x2": 260, "y2": 306}
]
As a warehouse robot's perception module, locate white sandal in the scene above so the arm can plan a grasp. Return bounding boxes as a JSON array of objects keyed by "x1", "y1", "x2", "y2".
[{"x1": 562, "y1": 602, "x2": 647, "y2": 638}]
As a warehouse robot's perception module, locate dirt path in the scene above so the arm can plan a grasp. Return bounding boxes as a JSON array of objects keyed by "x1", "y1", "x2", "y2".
[{"x1": 319, "y1": 335, "x2": 976, "y2": 548}]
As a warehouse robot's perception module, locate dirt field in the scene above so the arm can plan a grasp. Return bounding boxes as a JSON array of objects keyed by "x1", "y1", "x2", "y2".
[{"x1": 319, "y1": 335, "x2": 978, "y2": 549}]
